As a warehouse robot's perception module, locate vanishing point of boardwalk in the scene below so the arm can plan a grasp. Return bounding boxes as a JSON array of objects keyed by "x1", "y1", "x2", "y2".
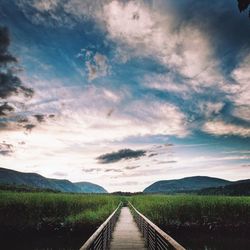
[{"x1": 110, "y1": 207, "x2": 147, "y2": 250}]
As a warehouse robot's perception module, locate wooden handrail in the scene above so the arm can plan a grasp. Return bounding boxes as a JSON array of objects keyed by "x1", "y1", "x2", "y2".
[
  {"x1": 79, "y1": 202, "x2": 122, "y2": 250},
  {"x1": 128, "y1": 202, "x2": 186, "y2": 250}
]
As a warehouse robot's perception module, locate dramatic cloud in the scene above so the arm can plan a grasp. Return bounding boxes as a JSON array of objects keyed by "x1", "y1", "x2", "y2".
[
  {"x1": 97, "y1": 148, "x2": 146, "y2": 164},
  {"x1": 103, "y1": 1, "x2": 221, "y2": 86},
  {"x1": 0, "y1": 102, "x2": 14, "y2": 116},
  {"x1": 23, "y1": 82, "x2": 188, "y2": 142},
  {"x1": 1, "y1": 0, "x2": 250, "y2": 191},
  {"x1": 0, "y1": 27, "x2": 33, "y2": 99},
  {"x1": 0, "y1": 26, "x2": 36, "y2": 135}
]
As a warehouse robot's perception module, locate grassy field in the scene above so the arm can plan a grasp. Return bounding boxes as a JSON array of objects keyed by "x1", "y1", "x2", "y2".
[
  {"x1": 1, "y1": 191, "x2": 250, "y2": 232},
  {"x1": 129, "y1": 195, "x2": 250, "y2": 227},
  {"x1": 0, "y1": 191, "x2": 120, "y2": 231},
  {"x1": 1, "y1": 192, "x2": 249, "y2": 250}
]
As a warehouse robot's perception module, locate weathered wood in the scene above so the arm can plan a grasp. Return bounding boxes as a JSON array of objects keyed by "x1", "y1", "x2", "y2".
[
  {"x1": 79, "y1": 202, "x2": 122, "y2": 250},
  {"x1": 110, "y1": 207, "x2": 147, "y2": 250},
  {"x1": 129, "y1": 202, "x2": 186, "y2": 250},
  {"x1": 80, "y1": 202, "x2": 186, "y2": 250}
]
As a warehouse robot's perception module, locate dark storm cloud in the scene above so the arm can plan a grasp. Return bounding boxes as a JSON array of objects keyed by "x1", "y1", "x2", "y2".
[
  {"x1": 0, "y1": 66, "x2": 33, "y2": 99},
  {"x1": 0, "y1": 26, "x2": 54, "y2": 132},
  {"x1": 17, "y1": 117, "x2": 29, "y2": 123},
  {"x1": 23, "y1": 124, "x2": 36, "y2": 132},
  {"x1": 0, "y1": 25, "x2": 34, "y2": 136},
  {"x1": 0, "y1": 142, "x2": 14, "y2": 156},
  {"x1": 0, "y1": 26, "x2": 16, "y2": 65},
  {"x1": 0, "y1": 102, "x2": 14, "y2": 116},
  {"x1": 97, "y1": 149, "x2": 147, "y2": 164},
  {"x1": 238, "y1": 0, "x2": 250, "y2": 16},
  {"x1": 168, "y1": 0, "x2": 250, "y2": 68},
  {"x1": 0, "y1": 27, "x2": 33, "y2": 99},
  {"x1": 34, "y1": 114, "x2": 45, "y2": 123}
]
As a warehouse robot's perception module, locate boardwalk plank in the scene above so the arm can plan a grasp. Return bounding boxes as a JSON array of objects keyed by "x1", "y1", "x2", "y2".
[{"x1": 109, "y1": 207, "x2": 147, "y2": 250}]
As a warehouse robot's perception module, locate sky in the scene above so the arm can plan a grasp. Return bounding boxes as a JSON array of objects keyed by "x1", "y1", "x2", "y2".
[{"x1": 0, "y1": 0, "x2": 250, "y2": 192}]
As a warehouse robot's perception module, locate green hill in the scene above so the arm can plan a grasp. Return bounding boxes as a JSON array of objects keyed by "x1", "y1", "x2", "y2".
[
  {"x1": 143, "y1": 176, "x2": 231, "y2": 193},
  {"x1": 74, "y1": 182, "x2": 107, "y2": 193},
  {"x1": 198, "y1": 179, "x2": 250, "y2": 196},
  {"x1": 0, "y1": 167, "x2": 107, "y2": 193}
]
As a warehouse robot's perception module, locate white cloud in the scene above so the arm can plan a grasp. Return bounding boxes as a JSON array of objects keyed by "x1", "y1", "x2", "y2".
[
  {"x1": 32, "y1": 0, "x2": 59, "y2": 11},
  {"x1": 231, "y1": 53, "x2": 250, "y2": 105},
  {"x1": 102, "y1": 0, "x2": 221, "y2": 87},
  {"x1": 229, "y1": 53, "x2": 250, "y2": 122},
  {"x1": 233, "y1": 105, "x2": 250, "y2": 121},
  {"x1": 203, "y1": 120, "x2": 250, "y2": 137},
  {"x1": 142, "y1": 74, "x2": 188, "y2": 94},
  {"x1": 85, "y1": 52, "x2": 110, "y2": 81},
  {"x1": 11, "y1": 76, "x2": 188, "y2": 143},
  {"x1": 19, "y1": 0, "x2": 221, "y2": 87},
  {"x1": 190, "y1": 155, "x2": 250, "y2": 163},
  {"x1": 198, "y1": 101, "x2": 224, "y2": 118}
]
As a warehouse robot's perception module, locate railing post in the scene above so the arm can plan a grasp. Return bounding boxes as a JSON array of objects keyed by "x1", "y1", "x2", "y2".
[
  {"x1": 108, "y1": 220, "x2": 111, "y2": 241},
  {"x1": 79, "y1": 202, "x2": 122, "y2": 250},
  {"x1": 154, "y1": 228, "x2": 158, "y2": 250},
  {"x1": 101, "y1": 229, "x2": 104, "y2": 250},
  {"x1": 146, "y1": 222, "x2": 149, "y2": 247}
]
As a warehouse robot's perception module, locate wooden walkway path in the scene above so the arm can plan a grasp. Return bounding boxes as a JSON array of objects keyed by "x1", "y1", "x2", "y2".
[{"x1": 109, "y1": 207, "x2": 147, "y2": 250}]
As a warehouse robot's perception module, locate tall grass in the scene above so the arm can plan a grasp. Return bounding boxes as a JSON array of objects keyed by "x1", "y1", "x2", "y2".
[
  {"x1": 130, "y1": 195, "x2": 250, "y2": 226},
  {"x1": 0, "y1": 191, "x2": 120, "y2": 231},
  {"x1": 1, "y1": 192, "x2": 249, "y2": 232}
]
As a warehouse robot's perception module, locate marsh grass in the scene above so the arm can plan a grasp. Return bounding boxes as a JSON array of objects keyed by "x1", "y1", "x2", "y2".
[
  {"x1": 0, "y1": 191, "x2": 120, "y2": 231},
  {"x1": 129, "y1": 195, "x2": 250, "y2": 226},
  {"x1": 1, "y1": 191, "x2": 250, "y2": 233}
]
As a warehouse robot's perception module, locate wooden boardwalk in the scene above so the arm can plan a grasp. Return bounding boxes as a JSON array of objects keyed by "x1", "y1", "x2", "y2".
[{"x1": 109, "y1": 207, "x2": 147, "y2": 250}]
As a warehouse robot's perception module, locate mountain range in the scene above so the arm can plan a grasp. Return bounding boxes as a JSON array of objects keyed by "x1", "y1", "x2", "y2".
[
  {"x1": 0, "y1": 167, "x2": 107, "y2": 193},
  {"x1": 1, "y1": 167, "x2": 249, "y2": 195},
  {"x1": 143, "y1": 176, "x2": 250, "y2": 195}
]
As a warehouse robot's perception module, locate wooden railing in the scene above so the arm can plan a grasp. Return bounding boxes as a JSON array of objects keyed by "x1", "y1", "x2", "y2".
[
  {"x1": 79, "y1": 202, "x2": 122, "y2": 250},
  {"x1": 129, "y1": 202, "x2": 186, "y2": 250}
]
